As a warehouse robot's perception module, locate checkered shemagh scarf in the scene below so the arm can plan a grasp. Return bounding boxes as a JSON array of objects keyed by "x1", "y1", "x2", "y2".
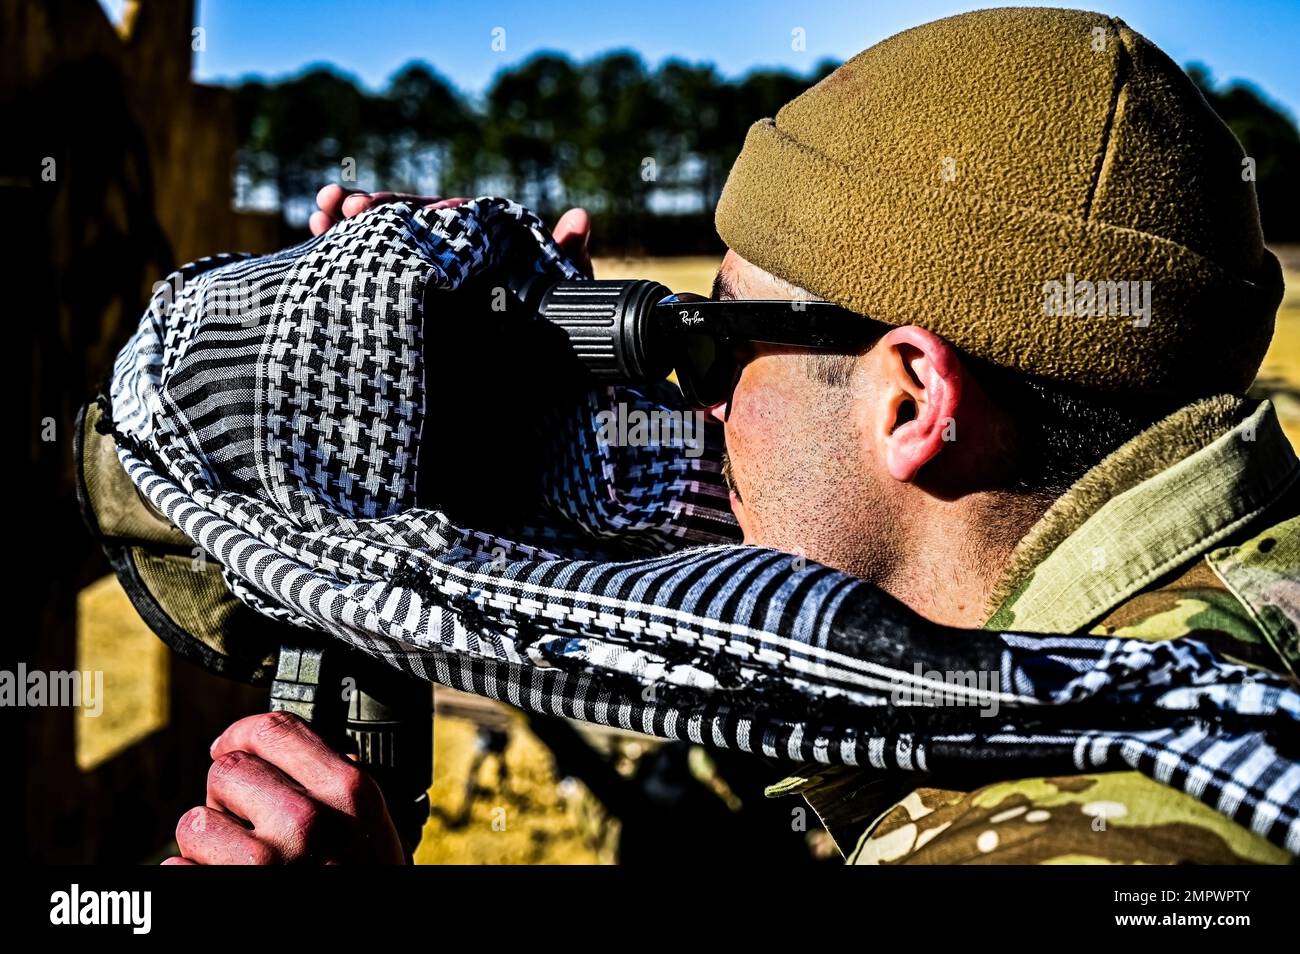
[{"x1": 104, "y1": 197, "x2": 1300, "y2": 854}]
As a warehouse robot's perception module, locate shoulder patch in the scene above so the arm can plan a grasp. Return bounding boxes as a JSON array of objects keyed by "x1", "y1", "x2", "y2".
[
  {"x1": 1091, "y1": 558, "x2": 1286, "y2": 672},
  {"x1": 1207, "y1": 515, "x2": 1299, "y2": 679}
]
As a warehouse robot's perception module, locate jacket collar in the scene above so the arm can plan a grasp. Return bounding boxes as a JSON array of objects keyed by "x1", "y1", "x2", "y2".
[{"x1": 985, "y1": 398, "x2": 1299, "y2": 633}]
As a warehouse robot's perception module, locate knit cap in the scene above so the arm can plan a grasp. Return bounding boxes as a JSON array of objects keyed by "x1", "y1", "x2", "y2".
[{"x1": 714, "y1": 6, "x2": 1282, "y2": 396}]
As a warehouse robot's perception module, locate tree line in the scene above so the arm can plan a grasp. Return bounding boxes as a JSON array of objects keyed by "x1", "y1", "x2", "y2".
[{"x1": 231, "y1": 53, "x2": 1300, "y2": 249}]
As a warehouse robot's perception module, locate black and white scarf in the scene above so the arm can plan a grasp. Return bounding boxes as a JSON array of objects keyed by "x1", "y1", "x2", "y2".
[{"x1": 105, "y1": 197, "x2": 1300, "y2": 854}]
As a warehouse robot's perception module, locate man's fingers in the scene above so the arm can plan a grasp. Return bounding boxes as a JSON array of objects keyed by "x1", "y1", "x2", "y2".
[
  {"x1": 205, "y1": 749, "x2": 330, "y2": 861},
  {"x1": 314, "y1": 184, "x2": 369, "y2": 233},
  {"x1": 341, "y1": 191, "x2": 444, "y2": 219},
  {"x1": 340, "y1": 193, "x2": 378, "y2": 218},
  {"x1": 210, "y1": 712, "x2": 378, "y2": 817},
  {"x1": 552, "y1": 206, "x2": 590, "y2": 248},
  {"x1": 308, "y1": 210, "x2": 334, "y2": 237},
  {"x1": 313, "y1": 185, "x2": 465, "y2": 231},
  {"x1": 315, "y1": 187, "x2": 593, "y2": 273},
  {"x1": 160, "y1": 856, "x2": 197, "y2": 865},
  {"x1": 552, "y1": 207, "x2": 593, "y2": 276},
  {"x1": 175, "y1": 806, "x2": 280, "y2": 865},
  {"x1": 315, "y1": 183, "x2": 356, "y2": 218}
]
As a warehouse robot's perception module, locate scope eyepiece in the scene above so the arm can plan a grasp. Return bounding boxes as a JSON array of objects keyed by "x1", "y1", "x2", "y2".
[{"x1": 512, "y1": 276, "x2": 673, "y2": 384}]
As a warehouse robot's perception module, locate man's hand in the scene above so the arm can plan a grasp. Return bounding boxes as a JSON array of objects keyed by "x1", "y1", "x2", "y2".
[
  {"x1": 163, "y1": 711, "x2": 407, "y2": 865},
  {"x1": 309, "y1": 184, "x2": 468, "y2": 236},
  {"x1": 311, "y1": 184, "x2": 593, "y2": 277}
]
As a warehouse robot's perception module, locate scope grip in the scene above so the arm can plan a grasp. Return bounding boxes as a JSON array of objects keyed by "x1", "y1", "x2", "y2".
[{"x1": 535, "y1": 279, "x2": 671, "y2": 382}]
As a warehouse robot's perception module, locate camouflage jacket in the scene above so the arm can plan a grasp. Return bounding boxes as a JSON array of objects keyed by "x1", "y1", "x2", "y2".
[{"x1": 768, "y1": 396, "x2": 1299, "y2": 864}]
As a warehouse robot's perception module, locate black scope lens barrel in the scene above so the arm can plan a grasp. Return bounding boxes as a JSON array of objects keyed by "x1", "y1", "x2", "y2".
[{"x1": 511, "y1": 276, "x2": 673, "y2": 383}]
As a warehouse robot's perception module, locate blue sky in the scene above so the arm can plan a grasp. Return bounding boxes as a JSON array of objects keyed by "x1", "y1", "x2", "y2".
[{"x1": 161, "y1": 0, "x2": 1299, "y2": 119}]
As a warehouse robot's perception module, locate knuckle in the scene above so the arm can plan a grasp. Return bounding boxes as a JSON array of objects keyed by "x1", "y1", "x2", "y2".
[
  {"x1": 254, "y1": 710, "x2": 303, "y2": 744},
  {"x1": 334, "y1": 763, "x2": 375, "y2": 814},
  {"x1": 246, "y1": 842, "x2": 278, "y2": 866},
  {"x1": 175, "y1": 807, "x2": 207, "y2": 846},
  {"x1": 278, "y1": 796, "x2": 322, "y2": 855},
  {"x1": 281, "y1": 795, "x2": 320, "y2": 834},
  {"x1": 209, "y1": 749, "x2": 248, "y2": 784}
]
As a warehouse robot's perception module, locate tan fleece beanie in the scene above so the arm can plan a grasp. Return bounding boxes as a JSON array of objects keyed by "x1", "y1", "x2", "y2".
[{"x1": 714, "y1": 7, "x2": 1282, "y2": 397}]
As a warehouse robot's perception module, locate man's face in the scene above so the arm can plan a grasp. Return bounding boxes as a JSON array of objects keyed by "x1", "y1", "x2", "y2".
[{"x1": 709, "y1": 250, "x2": 901, "y2": 582}]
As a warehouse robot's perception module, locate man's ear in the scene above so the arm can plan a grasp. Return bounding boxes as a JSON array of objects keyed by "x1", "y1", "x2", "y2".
[{"x1": 873, "y1": 325, "x2": 964, "y2": 482}]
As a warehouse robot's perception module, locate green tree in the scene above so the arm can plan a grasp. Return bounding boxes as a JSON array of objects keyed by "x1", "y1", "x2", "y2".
[
  {"x1": 233, "y1": 65, "x2": 372, "y2": 216},
  {"x1": 656, "y1": 60, "x2": 732, "y2": 211},
  {"x1": 378, "y1": 62, "x2": 477, "y2": 194},
  {"x1": 578, "y1": 52, "x2": 664, "y2": 218},
  {"x1": 1188, "y1": 63, "x2": 1300, "y2": 242},
  {"x1": 482, "y1": 54, "x2": 586, "y2": 216}
]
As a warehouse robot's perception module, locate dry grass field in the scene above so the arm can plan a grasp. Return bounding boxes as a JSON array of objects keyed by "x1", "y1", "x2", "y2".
[
  {"x1": 1257, "y1": 247, "x2": 1300, "y2": 449},
  {"x1": 76, "y1": 252, "x2": 1299, "y2": 863}
]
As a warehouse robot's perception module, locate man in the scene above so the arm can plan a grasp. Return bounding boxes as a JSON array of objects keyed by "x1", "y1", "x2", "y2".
[{"x1": 168, "y1": 7, "x2": 1296, "y2": 865}]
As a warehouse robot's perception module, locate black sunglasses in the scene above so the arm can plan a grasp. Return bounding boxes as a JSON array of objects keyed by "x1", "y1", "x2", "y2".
[{"x1": 655, "y1": 293, "x2": 880, "y2": 410}]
